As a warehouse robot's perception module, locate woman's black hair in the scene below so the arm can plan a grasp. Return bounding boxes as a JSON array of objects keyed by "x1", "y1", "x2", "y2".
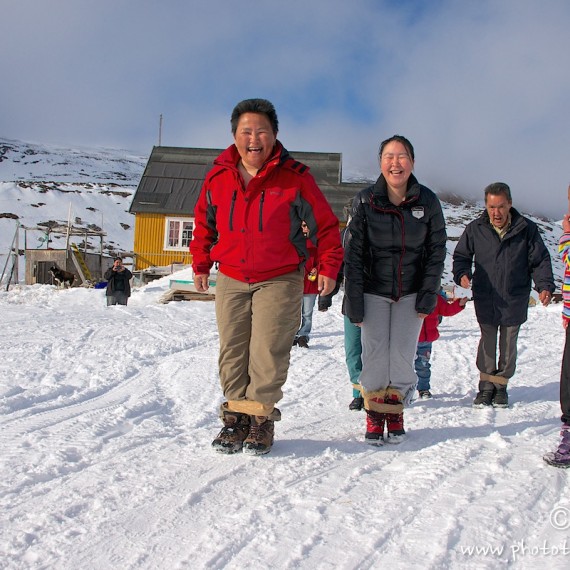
[
  {"x1": 231, "y1": 99, "x2": 279, "y2": 135},
  {"x1": 378, "y1": 134, "x2": 415, "y2": 161}
]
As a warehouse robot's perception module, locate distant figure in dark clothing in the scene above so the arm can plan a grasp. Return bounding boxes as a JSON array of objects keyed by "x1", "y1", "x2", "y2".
[{"x1": 105, "y1": 257, "x2": 132, "y2": 306}]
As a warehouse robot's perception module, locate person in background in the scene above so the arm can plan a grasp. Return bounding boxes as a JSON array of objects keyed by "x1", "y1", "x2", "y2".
[
  {"x1": 453, "y1": 182, "x2": 554, "y2": 408},
  {"x1": 104, "y1": 257, "x2": 132, "y2": 306},
  {"x1": 344, "y1": 134, "x2": 447, "y2": 444},
  {"x1": 544, "y1": 210, "x2": 570, "y2": 468},
  {"x1": 191, "y1": 98, "x2": 342, "y2": 456},
  {"x1": 415, "y1": 290, "x2": 468, "y2": 399},
  {"x1": 293, "y1": 221, "x2": 319, "y2": 349},
  {"x1": 318, "y1": 202, "x2": 364, "y2": 411}
]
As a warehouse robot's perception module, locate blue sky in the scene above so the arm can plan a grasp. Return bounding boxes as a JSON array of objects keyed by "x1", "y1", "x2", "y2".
[{"x1": 2, "y1": 0, "x2": 570, "y2": 217}]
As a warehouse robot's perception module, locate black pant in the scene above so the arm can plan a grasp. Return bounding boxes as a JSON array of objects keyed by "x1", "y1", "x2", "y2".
[
  {"x1": 107, "y1": 292, "x2": 128, "y2": 306},
  {"x1": 561, "y1": 326, "x2": 570, "y2": 424}
]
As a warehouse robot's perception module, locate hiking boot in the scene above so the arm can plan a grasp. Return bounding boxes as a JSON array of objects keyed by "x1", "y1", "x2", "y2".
[
  {"x1": 349, "y1": 396, "x2": 364, "y2": 411},
  {"x1": 365, "y1": 410, "x2": 385, "y2": 445},
  {"x1": 385, "y1": 394, "x2": 406, "y2": 443},
  {"x1": 492, "y1": 384, "x2": 508, "y2": 408},
  {"x1": 243, "y1": 416, "x2": 275, "y2": 455},
  {"x1": 296, "y1": 336, "x2": 309, "y2": 348},
  {"x1": 543, "y1": 425, "x2": 570, "y2": 468},
  {"x1": 418, "y1": 390, "x2": 433, "y2": 400},
  {"x1": 473, "y1": 381, "x2": 495, "y2": 408},
  {"x1": 212, "y1": 411, "x2": 250, "y2": 454}
]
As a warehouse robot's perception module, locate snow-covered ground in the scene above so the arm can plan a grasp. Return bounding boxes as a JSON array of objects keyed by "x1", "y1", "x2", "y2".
[{"x1": 1, "y1": 276, "x2": 569, "y2": 570}]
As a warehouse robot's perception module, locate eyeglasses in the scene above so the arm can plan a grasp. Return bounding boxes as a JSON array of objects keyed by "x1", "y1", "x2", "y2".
[{"x1": 381, "y1": 153, "x2": 411, "y2": 163}]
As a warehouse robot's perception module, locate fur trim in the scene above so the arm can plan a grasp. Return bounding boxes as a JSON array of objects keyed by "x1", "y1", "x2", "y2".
[
  {"x1": 480, "y1": 372, "x2": 509, "y2": 386},
  {"x1": 226, "y1": 400, "x2": 281, "y2": 420},
  {"x1": 362, "y1": 388, "x2": 404, "y2": 413}
]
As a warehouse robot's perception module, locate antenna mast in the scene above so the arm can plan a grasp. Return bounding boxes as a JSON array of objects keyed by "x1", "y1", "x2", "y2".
[{"x1": 159, "y1": 114, "x2": 163, "y2": 146}]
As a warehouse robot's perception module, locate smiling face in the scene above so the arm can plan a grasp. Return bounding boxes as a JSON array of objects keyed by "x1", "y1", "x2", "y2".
[
  {"x1": 233, "y1": 112, "x2": 277, "y2": 173},
  {"x1": 379, "y1": 140, "x2": 414, "y2": 193},
  {"x1": 485, "y1": 193, "x2": 512, "y2": 229}
]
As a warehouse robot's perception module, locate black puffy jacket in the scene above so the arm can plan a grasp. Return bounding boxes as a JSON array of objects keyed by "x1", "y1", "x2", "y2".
[
  {"x1": 452, "y1": 208, "x2": 554, "y2": 326},
  {"x1": 343, "y1": 174, "x2": 447, "y2": 323}
]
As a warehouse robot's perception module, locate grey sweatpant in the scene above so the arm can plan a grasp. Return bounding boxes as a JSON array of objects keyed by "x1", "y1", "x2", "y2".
[
  {"x1": 215, "y1": 270, "x2": 303, "y2": 416},
  {"x1": 359, "y1": 293, "x2": 423, "y2": 405}
]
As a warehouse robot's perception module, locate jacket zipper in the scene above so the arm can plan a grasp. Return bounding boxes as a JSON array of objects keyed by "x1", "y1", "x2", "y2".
[
  {"x1": 258, "y1": 190, "x2": 265, "y2": 232},
  {"x1": 368, "y1": 193, "x2": 406, "y2": 300},
  {"x1": 229, "y1": 190, "x2": 237, "y2": 231}
]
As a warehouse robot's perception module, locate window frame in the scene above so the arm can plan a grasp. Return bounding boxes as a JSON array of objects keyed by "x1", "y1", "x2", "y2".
[{"x1": 164, "y1": 217, "x2": 194, "y2": 251}]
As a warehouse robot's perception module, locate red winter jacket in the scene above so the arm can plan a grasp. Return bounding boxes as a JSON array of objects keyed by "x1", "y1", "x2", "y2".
[
  {"x1": 417, "y1": 295, "x2": 465, "y2": 343},
  {"x1": 191, "y1": 142, "x2": 343, "y2": 284}
]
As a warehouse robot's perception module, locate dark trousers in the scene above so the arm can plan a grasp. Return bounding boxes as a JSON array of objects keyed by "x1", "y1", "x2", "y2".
[
  {"x1": 107, "y1": 292, "x2": 128, "y2": 306},
  {"x1": 561, "y1": 326, "x2": 570, "y2": 424},
  {"x1": 476, "y1": 323, "x2": 521, "y2": 384}
]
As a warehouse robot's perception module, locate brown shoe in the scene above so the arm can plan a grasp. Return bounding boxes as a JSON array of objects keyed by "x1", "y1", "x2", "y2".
[
  {"x1": 212, "y1": 411, "x2": 250, "y2": 454},
  {"x1": 243, "y1": 416, "x2": 275, "y2": 455}
]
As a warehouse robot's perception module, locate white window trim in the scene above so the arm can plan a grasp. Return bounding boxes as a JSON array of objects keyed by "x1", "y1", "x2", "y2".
[{"x1": 164, "y1": 217, "x2": 194, "y2": 251}]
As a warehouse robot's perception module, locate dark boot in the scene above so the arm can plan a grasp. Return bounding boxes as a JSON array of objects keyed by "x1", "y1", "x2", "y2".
[
  {"x1": 492, "y1": 383, "x2": 508, "y2": 408},
  {"x1": 296, "y1": 336, "x2": 309, "y2": 348},
  {"x1": 243, "y1": 416, "x2": 275, "y2": 455},
  {"x1": 365, "y1": 410, "x2": 385, "y2": 445},
  {"x1": 212, "y1": 411, "x2": 250, "y2": 454},
  {"x1": 543, "y1": 424, "x2": 570, "y2": 468},
  {"x1": 349, "y1": 396, "x2": 364, "y2": 411},
  {"x1": 473, "y1": 381, "x2": 495, "y2": 408}
]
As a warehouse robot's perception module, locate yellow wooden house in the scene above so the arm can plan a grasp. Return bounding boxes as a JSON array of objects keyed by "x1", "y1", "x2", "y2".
[{"x1": 129, "y1": 146, "x2": 368, "y2": 271}]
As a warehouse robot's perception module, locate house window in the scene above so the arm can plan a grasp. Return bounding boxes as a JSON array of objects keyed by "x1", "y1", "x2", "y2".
[{"x1": 165, "y1": 218, "x2": 193, "y2": 251}]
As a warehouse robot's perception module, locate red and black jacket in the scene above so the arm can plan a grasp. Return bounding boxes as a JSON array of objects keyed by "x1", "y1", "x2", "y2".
[{"x1": 191, "y1": 142, "x2": 342, "y2": 284}]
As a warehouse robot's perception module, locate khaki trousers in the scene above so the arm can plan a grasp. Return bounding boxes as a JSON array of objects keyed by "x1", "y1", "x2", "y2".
[{"x1": 215, "y1": 270, "x2": 303, "y2": 417}]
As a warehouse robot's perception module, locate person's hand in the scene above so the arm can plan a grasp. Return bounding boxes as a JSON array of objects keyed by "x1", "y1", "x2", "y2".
[
  {"x1": 459, "y1": 297, "x2": 469, "y2": 307},
  {"x1": 460, "y1": 275, "x2": 471, "y2": 289},
  {"x1": 194, "y1": 274, "x2": 209, "y2": 293},
  {"x1": 563, "y1": 213, "x2": 570, "y2": 234},
  {"x1": 318, "y1": 275, "x2": 336, "y2": 296},
  {"x1": 417, "y1": 313, "x2": 428, "y2": 319},
  {"x1": 563, "y1": 317, "x2": 569, "y2": 329},
  {"x1": 539, "y1": 290, "x2": 552, "y2": 306}
]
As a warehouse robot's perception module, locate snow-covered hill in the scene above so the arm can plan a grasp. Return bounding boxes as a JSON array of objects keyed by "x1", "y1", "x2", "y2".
[
  {"x1": 0, "y1": 138, "x2": 147, "y2": 266},
  {"x1": 0, "y1": 137, "x2": 564, "y2": 288}
]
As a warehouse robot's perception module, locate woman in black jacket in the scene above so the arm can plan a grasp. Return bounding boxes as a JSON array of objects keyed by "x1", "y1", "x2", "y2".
[{"x1": 344, "y1": 135, "x2": 446, "y2": 444}]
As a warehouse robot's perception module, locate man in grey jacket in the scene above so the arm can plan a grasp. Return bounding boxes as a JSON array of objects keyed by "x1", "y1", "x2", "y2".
[{"x1": 453, "y1": 182, "x2": 554, "y2": 408}]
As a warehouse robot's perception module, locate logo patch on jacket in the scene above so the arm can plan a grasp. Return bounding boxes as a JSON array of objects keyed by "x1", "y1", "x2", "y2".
[{"x1": 411, "y1": 206, "x2": 425, "y2": 219}]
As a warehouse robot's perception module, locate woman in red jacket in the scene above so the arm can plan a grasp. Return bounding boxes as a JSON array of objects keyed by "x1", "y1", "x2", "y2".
[
  {"x1": 191, "y1": 99, "x2": 342, "y2": 456},
  {"x1": 415, "y1": 292, "x2": 468, "y2": 399}
]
